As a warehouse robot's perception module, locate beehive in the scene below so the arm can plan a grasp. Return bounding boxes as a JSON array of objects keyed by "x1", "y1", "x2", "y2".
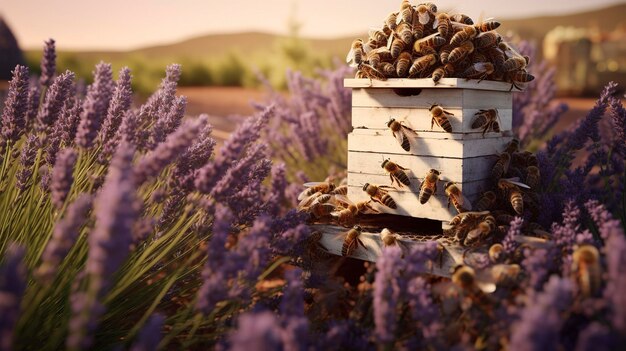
[{"x1": 345, "y1": 77, "x2": 516, "y2": 224}]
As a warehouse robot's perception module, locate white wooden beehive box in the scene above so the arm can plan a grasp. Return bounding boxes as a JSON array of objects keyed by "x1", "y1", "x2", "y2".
[{"x1": 345, "y1": 78, "x2": 515, "y2": 223}]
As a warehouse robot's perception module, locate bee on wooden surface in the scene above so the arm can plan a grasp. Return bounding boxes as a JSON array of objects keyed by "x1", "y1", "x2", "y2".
[
  {"x1": 498, "y1": 178, "x2": 530, "y2": 215},
  {"x1": 298, "y1": 182, "x2": 335, "y2": 201},
  {"x1": 491, "y1": 152, "x2": 511, "y2": 180},
  {"x1": 419, "y1": 169, "x2": 440, "y2": 204},
  {"x1": 431, "y1": 63, "x2": 455, "y2": 84},
  {"x1": 415, "y1": 3, "x2": 436, "y2": 25},
  {"x1": 395, "y1": 52, "x2": 412, "y2": 77},
  {"x1": 474, "y1": 20, "x2": 501, "y2": 32},
  {"x1": 307, "y1": 202, "x2": 336, "y2": 219},
  {"x1": 472, "y1": 108, "x2": 501, "y2": 136},
  {"x1": 367, "y1": 47, "x2": 393, "y2": 68},
  {"x1": 445, "y1": 182, "x2": 472, "y2": 213},
  {"x1": 475, "y1": 191, "x2": 497, "y2": 211},
  {"x1": 449, "y1": 210, "x2": 488, "y2": 227},
  {"x1": 413, "y1": 33, "x2": 446, "y2": 53},
  {"x1": 298, "y1": 191, "x2": 332, "y2": 210},
  {"x1": 428, "y1": 104, "x2": 453, "y2": 132},
  {"x1": 346, "y1": 39, "x2": 364, "y2": 68},
  {"x1": 488, "y1": 243, "x2": 504, "y2": 263},
  {"x1": 378, "y1": 62, "x2": 397, "y2": 78},
  {"x1": 389, "y1": 36, "x2": 407, "y2": 59},
  {"x1": 341, "y1": 225, "x2": 368, "y2": 257},
  {"x1": 448, "y1": 41, "x2": 474, "y2": 64},
  {"x1": 502, "y1": 56, "x2": 527, "y2": 73},
  {"x1": 504, "y1": 138, "x2": 520, "y2": 154},
  {"x1": 395, "y1": 22, "x2": 414, "y2": 46},
  {"x1": 387, "y1": 117, "x2": 418, "y2": 152},
  {"x1": 363, "y1": 183, "x2": 397, "y2": 209},
  {"x1": 494, "y1": 212, "x2": 516, "y2": 226},
  {"x1": 330, "y1": 185, "x2": 348, "y2": 195},
  {"x1": 474, "y1": 32, "x2": 501, "y2": 49},
  {"x1": 399, "y1": 0, "x2": 414, "y2": 24},
  {"x1": 357, "y1": 62, "x2": 388, "y2": 81},
  {"x1": 369, "y1": 28, "x2": 388, "y2": 46},
  {"x1": 450, "y1": 26, "x2": 478, "y2": 46},
  {"x1": 507, "y1": 70, "x2": 535, "y2": 91},
  {"x1": 439, "y1": 44, "x2": 453, "y2": 64},
  {"x1": 433, "y1": 13, "x2": 451, "y2": 38},
  {"x1": 331, "y1": 197, "x2": 378, "y2": 227},
  {"x1": 450, "y1": 13, "x2": 474, "y2": 25},
  {"x1": 411, "y1": 20, "x2": 425, "y2": 40},
  {"x1": 464, "y1": 214, "x2": 496, "y2": 246},
  {"x1": 380, "y1": 228, "x2": 411, "y2": 257},
  {"x1": 385, "y1": 12, "x2": 399, "y2": 31},
  {"x1": 408, "y1": 54, "x2": 438, "y2": 78},
  {"x1": 461, "y1": 62, "x2": 494, "y2": 82},
  {"x1": 304, "y1": 231, "x2": 333, "y2": 261},
  {"x1": 355, "y1": 70, "x2": 367, "y2": 79},
  {"x1": 381, "y1": 158, "x2": 411, "y2": 187},
  {"x1": 572, "y1": 245, "x2": 602, "y2": 297},
  {"x1": 525, "y1": 166, "x2": 540, "y2": 189}
]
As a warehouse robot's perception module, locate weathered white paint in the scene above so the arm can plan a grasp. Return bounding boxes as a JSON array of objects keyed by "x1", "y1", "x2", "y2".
[
  {"x1": 351, "y1": 88, "x2": 512, "y2": 110},
  {"x1": 347, "y1": 172, "x2": 488, "y2": 196},
  {"x1": 344, "y1": 78, "x2": 520, "y2": 92}
]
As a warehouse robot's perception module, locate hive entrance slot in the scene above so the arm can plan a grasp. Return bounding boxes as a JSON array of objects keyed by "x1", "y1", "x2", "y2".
[{"x1": 392, "y1": 88, "x2": 423, "y2": 96}]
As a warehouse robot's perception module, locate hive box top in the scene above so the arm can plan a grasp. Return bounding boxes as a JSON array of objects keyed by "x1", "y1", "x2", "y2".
[{"x1": 344, "y1": 78, "x2": 521, "y2": 92}]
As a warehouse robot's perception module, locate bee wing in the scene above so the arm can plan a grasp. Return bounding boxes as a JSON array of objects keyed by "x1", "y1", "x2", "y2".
[
  {"x1": 333, "y1": 194, "x2": 354, "y2": 208},
  {"x1": 392, "y1": 128, "x2": 406, "y2": 146},
  {"x1": 401, "y1": 124, "x2": 419, "y2": 138},
  {"x1": 298, "y1": 191, "x2": 322, "y2": 208},
  {"x1": 418, "y1": 11, "x2": 430, "y2": 25},
  {"x1": 514, "y1": 235, "x2": 552, "y2": 248},
  {"x1": 475, "y1": 278, "x2": 497, "y2": 294},
  {"x1": 450, "y1": 21, "x2": 471, "y2": 29},
  {"x1": 473, "y1": 62, "x2": 490, "y2": 72},
  {"x1": 303, "y1": 181, "x2": 327, "y2": 188},
  {"x1": 432, "y1": 17, "x2": 439, "y2": 29},
  {"x1": 501, "y1": 177, "x2": 531, "y2": 189},
  {"x1": 386, "y1": 34, "x2": 394, "y2": 50},
  {"x1": 346, "y1": 48, "x2": 358, "y2": 67}
]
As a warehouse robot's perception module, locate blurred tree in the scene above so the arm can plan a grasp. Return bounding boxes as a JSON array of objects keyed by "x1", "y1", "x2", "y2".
[{"x1": 0, "y1": 16, "x2": 25, "y2": 80}]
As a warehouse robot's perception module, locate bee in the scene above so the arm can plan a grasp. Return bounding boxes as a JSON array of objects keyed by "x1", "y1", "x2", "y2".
[
  {"x1": 330, "y1": 185, "x2": 348, "y2": 195},
  {"x1": 387, "y1": 117, "x2": 418, "y2": 152},
  {"x1": 448, "y1": 41, "x2": 474, "y2": 64},
  {"x1": 464, "y1": 215, "x2": 496, "y2": 246},
  {"x1": 525, "y1": 166, "x2": 540, "y2": 189},
  {"x1": 504, "y1": 138, "x2": 520, "y2": 154},
  {"x1": 415, "y1": 3, "x2": 436, "y2": 25},
  {"x1": 491, "y1": 152, "x2": 511, "y2": 179},
  {"x1": 419, "y1": 169, "x2": 440, "y2": 204},
  {"x1": 298, "y1": 182, "x2": 335, "y2": 201},
  {"x1": 411, "y1": 20, "x2": 424, "y2": 40},
  {"x1": 355, "y1": 70, "x2": 367, "y2": 79},
  {"x1": 473, "y1": 32, "x2": 501, "y2": 49},
  {"x1": 380, "y1": 228, "x2": 410, "y2": 256},
  {"x1": 472, "y1": 108, "x2": 501, "y2": 136},
  {"x1": 451, "y1": 265, "x2": 496, "y2": 295},
  {"x1": 357, "y1": 63, "x2": 388, "y2": 81},
  {"x1": 408, "y1": 54, "x2": 437, "y2": 78},
  {"x1": 382, "y1": 23, "x2": 393, "y2": 37},
  {"x1": 449, "y1": 210, "x2": 488, "y2": 227},
  {"x1": 368, "y1": 28, "x2": 388, "y2": 46},
  {"x1": 450, "y1": 26, "x2": 478, "y2": 46},
  {"x1": 307, "y1": 202, "x2": 336, "y2": 219},
  {"x1": 445, "y1": 182, "x2": 472, "y2": 213},
  {"x1": 520, "y1": 151, "x2": 538, "y2": 167},
  {"x1": 298, "y1": 191, "x2": 332, "y2": 210},
  {"x1": 461, "y1": 62, "x2": 494, "y2": 82},
  {"x1": 428, "y1": 104, "x2": 453, "y2": 132},
  {"x1": 396, "y1": 52, "x2": 412, "y2": 77},
  {"x1": 439, "y1": 44, "x2": 453, "y2": 64},
  {"x1": 367, "y1": 47, "x2": 393, "y2": 68},
  {"x1": 399, "y1": 0, "x2": 414, "y2": 24},
  {"x1": 572, "y1": 245, "x2": 601, "y2": 297},
  {"x1": 378, "y1": 62, "x2": 397, "y2": 78},
  {"x1": 507, "y1": 70, "x2": 535, "y2": 91},
  {"x1": 475, "y1": 191, "x2": 497, "y2": 211},
  {"x1": 490, "y1": 263, "x2": 521, "y2": 286},
  {"x1": 488, "y1": 243, "x2": 504, "y2": 263},
  {"x1": 341, "y1": 225, "x2": 368, "y2": 257},
  {"x1": 304, "y1": 231, "x2": 333, "y2": 261},
  {"x1": 474, "y1": 20, "x2": 500, "y2": 32},
  {"x1": 485, "y1": 47, "x2": 506, "y2": 78},
  {"x1": 331, "y1": 197, "x2": 378, "y2": 227},
  {"x1": 413, "y1": 33, "x2": 446, "y2": 53},
  {"x1": 433, "y1": 13, "x2": 451, "y2": 38},
  {"x1": 503, "y1": 56, "x2": 527, "y2": 72},
  {"x1": 346, "y1": 39, "x2": 364, "y2": 67},
  {"x1": 395, "y1": 22, "x2": 413, "y2": 46},
  {"x1": 381, "y1": 158, "x2": 411, "y2": 187},
  {"x1": 385, "y1": 12, "x2": 398, "y2": 31},
  {"x1": 431, "y1": 64, "x2": 449, "y2": 84},
  {"x1": 450, "y1": 13, "x2": 474, "y2": 25},
  {"x1": 498, "y1": 178, "x2": 530, "y2": 215},
  {"x1": 363, "y1": 183, "x2": 397, "y2": 209},
  {"x1": 389, "y1": 36, "x2": 407, "y2": 59}
]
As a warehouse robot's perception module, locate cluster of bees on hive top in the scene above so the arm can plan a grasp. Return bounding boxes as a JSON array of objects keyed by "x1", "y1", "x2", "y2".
[{"x1": 346, "y1": 0, "x2": 534, "y2": 90}]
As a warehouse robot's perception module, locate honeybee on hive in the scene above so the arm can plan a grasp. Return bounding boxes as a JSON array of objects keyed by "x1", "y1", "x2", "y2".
[{"x1": 387, "y1": 117, "x2": 418, "y2": 152}]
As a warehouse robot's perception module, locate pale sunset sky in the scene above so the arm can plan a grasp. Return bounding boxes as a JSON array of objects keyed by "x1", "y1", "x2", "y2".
[{"x1": 1, "y1": 0, "x2": 624, "y2": 50}]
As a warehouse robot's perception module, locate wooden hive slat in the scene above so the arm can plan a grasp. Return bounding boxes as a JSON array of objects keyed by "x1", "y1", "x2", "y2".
[
  {"x1": 344, "y1": 78, "x2": 520, "y2": 92},
  {"x1": 352, "y1": 88, "x2": 512, "y2": 110}
]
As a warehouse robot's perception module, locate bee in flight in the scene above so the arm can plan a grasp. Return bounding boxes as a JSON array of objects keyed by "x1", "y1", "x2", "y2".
[
  {"x1": 387, "y1": 117, "x2": 418, "y2": 152},
  {"x1": 429, "y1": 104, "x2": 453, "y2": 133},
  {"x1": 381, "y1": 158, "x2": 411, "y2": 187}
]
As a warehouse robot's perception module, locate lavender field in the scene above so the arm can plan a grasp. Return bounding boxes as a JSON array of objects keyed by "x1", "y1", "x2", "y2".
[{"x1": 0, "y1": 31, "x2": 624, "y2": 351}]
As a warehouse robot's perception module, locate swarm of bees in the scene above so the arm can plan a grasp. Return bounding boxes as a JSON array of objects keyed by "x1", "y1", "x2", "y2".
[{"x1": 346, "y1": 0, "x2": 534, "y2": 90}]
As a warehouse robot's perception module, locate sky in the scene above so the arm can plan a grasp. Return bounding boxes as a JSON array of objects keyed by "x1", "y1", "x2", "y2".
[{"x1": 1, "y1": 0, "x2": 624, "y2": 51}]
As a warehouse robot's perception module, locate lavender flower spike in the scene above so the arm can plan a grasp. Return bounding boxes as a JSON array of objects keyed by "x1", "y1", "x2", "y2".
[
  {"x1": 374, "y1": 246, "x2": 404, "y2": 345},
  {"x1": 36, "y1": 70, "x2": 75, "y2": 132},
  {"x1": 99, "y1": 67, "x2": 132, "y2": 144},
  {"x1": 1, "y1": 65, "x2": 30, "y2": 146},
  {"x1": 50, "y1": 148, "x2": 78, "y2": 209},
  {"x1": 133, "y1": 115, "x2": 207, "y2": 185},
  {"x1": 130, "y1": 314, "x2": 165, "y2": 351},
  {"x1": 15, "y1": 134, "x2": 40, "y2": 191},
  {"x1": 0, "y1": 244, "x2": 26, "y2": 351},
  {"x1": 229, "y1": 312, "x2": 284, "y2": 351},
  {"x1": 75, "y1": 62, "x2": 114, "y2": 148},
  {"x1": 502, "y1": 217, "x2": 523, "y2": 257},
  {"x1": 37, "y1": 194, "x2": 93, "y2": 283},
  {"x1": 39, "y1": 38, "x2": 56, "y2": 87}
]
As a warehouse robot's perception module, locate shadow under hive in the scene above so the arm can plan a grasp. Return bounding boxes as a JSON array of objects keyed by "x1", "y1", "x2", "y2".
[{"x1": 344, "y1": 77, "x2": 515, "y2": 225}]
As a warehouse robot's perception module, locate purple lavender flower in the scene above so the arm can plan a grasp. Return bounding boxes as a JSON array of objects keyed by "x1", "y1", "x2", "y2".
[
  {"x1": 133, "y1": 115, "x2": 207, "y2": 185},
  {"x1": 60, "y1": 101, "x2": 81, "y2": 146},
  {"x1": 37, "y1": 194, "x2": 93, "y2": 282},
  {"x1": 101, "y1": 109, "x2": 137, "y2": 162},
  {"x1": 404, "y1": 241, "x2": 439, "y2": 276},
  {"x1": 502, "y1": 217, "x2": 523, "y2": 257},
  {"x1": 75, "y1": 62, "x2": 114, "y2": 148},
  {"x1": 0, "y1": 244, "x2": 26, "y2": 351},
  {"x1": 266, "y1": 162, "x2": 288, "y2": 216},
  {"x1": 142, "y1": 64, "x2": 181, "y2": 120},
  {"x1": 575, "y1": 322, "x2": 617, "y2": 351},
  {"x1": 169, "y1": 121, "x2": 215, "y2": 191},
  {"x1": 39, "y1": 38, "x2": 56, "y2": 88},
  {"x1": 406, "y1": 277, "x2": 441, "y2": 343},
  {"x1": 50, "y1": 148, "x2": 78, "y2": 209},
  {"x1": 195, "y1": 106, "x2": 271, "y2": 193},
  {"x1": 210, "y1": 142, "x2": 270, "y2": 201},
  {"x1": 229, "y1": 311, "x2": 284, "y2": 351},
  {"x1": 522, "y1": 247, "x2": 556, "y2": 292},
  {"x1": 584, "y1": 199, "x2": 623, "y2": 241},
  {"x1": 98, "y1": 67, "x2": 132, "y2": 145},
  {"x1": 374, "y1": 245, "x2": 404, "y2": 344},
  {"x1": 25, "y1": 81, "x2": 41, "y2": 128},
  {"x1": 15, "y1": 134, "x2": 40, "y2": 191},
  {"x1": 129, "y1": 314, "x2": 165, "y2": 351},
  {"x1": 1, "y1": 65, "x2": 30, "y2": 146},
  {"x1": 281, "y1": 268, "x2": 304, "y2": 317},
  {"x1": 509, "y1": 276, "x2": 573, "y2": 351},
  {"x1": 148, "y1": 95, "x2": 187, "y2": 148},
  {"x1": 36, "y1": 70, "x2": 75, "y2": 132}
]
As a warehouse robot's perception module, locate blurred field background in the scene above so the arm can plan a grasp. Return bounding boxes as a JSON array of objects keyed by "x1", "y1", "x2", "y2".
[{"x1": 1, "y1": 1, "x2": 625, "y2": 138}]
